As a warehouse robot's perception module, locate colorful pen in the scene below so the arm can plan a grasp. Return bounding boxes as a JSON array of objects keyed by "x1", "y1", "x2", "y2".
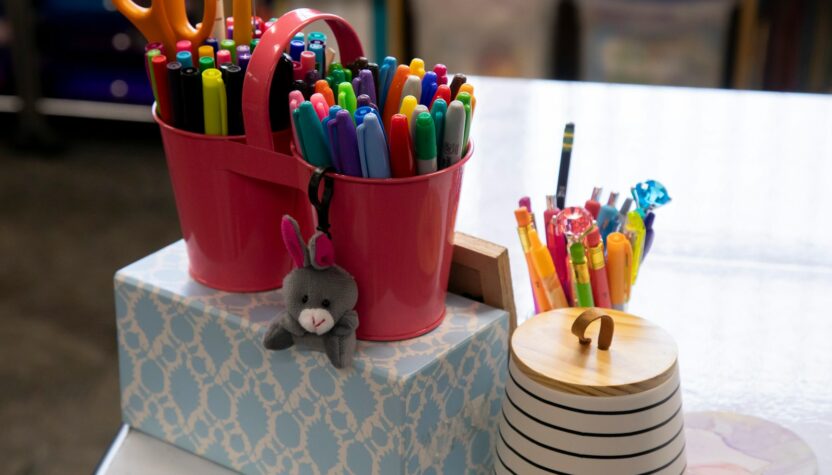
[
  {"x1": 355, "y1": 69, "x2": 377, "y2": 106},
  {"x1": 433, "y1": 64, "x2": 448, "y2": 85},
  {"x1": 414, "y1": 112, "x2": 437, "y2": 175},
  {"x1": 287, "y1": 90, "x2": 305, "y2": 153},
  {"x1": 624, "y1": 210, "x2": 647, "y2": 284},
  {"x1": 409, "y1": 58, "x2": 426, "y2": 78},
  {"x1": 430, "y1": 99, "x2": 447, "y2": 167},
  {"x1": 337, "y1": 82, "x2": 357, "y2": 114},
  {"x1": 310, "y1": 93, "x2": 329, "y2": 120},
  {"x1": 585, "y1": 228, "x2": 612, "y2": 308},
  {"x1": 410, "y1": 104, "x2": 428, "y2": 140},
  {"x1": 569, "y1": 242, "x2": 594, "y2": 307},
  {"x1": 327, "y1": 110, "x2": 362, "y2": 177},
  {"x1": 221, "y1": 64, "x2": 243, "y2": 135},
  {"x1": 220, "y1": 39, "x2": 236, "y2": 63},
  {"x1": 389, "y1": 114, "x2": 415, "y2": 178},
  {"x1": 309, "y1": 42, "x2": 326, "y2": 77},
  {"x1": 400, "y1": 76, "x2": 422, "y2": 108},
  {"x1": 180, "y1": 66, "x2": 203, "y2": 133},
  {"x1": 198, "y1": 45, "x2": 214, "y2": 59},
  {"x1": 202, "y1": 68, "x2": 227, "y2": 136},
  {"x1": 269, "y1": 53, "x2": 294, "y2": 131},
  {"x1": 442, "y1": 100, "x2": 466, "y2": 166},
  {"x1": 585, "y1": 187, "x2": 603, "y2": 219},
  {"x1": 174, "y1": 50, "x2": 192, "y2": 70},
  {"x1": 556, "y1": 123, "x2": 574, "y2": 210},
  {"x1": 399, "y1": 95, "x2": 418, "y2": 129},
  {"x1": 166, "y1": 61, "x2": 184, "y2": 129},
  {"x1": 199, "y1": 56, "x2": 215, "y2": 73},
  {"x1": 378, "y1": 56, "x2": 397, "y2": 113},
  {"x1": 597, "y1": 191, "x2": 620, "y2": 244},
  {"x1": 606, "y1": 232, "x2": 632, "y2": 310},
  {"x1": 150, "y1": 55, "x2": 171, "y2": 123},
  {"x1": 357, "y1": 112, "x2": 390, "y2": 178},
  {"x1": 231, "y1": 0, "x2": 251, "y2": 47},
  {"x1": 642, "y1": 212, "x2": 656, "y2": 260},
  {"x1": 449, "y1": 73, "x2": 466, "y2": 100},
  {"x1": 321, "y1": 105, "x2": 341, "y2": 155},
  {"x1": 383, "y1": 65, "x2": 411, "y2": 129},
  {"x1": 430, "y1": 84, "x2": 451, "y2": 108},
  {"x1": 314, "y1": 80, "x2": 336, "y2": 107},
  {"x1": 294, "y1": 101, "x2": 331, "y2": 167},
  {"x1": 515, "y1": 208, "x2": 549, "y2": 313},
  {"x1": 420, "y1": 71, "x2": 438, "y2": 106},
  {"x1": 289, "y1": 38, "x2": 304, "y2": 61},
  {"x1": 455, "y1": 92, "x2": 473, "y2": 153},
  {"x1": 458, "y1": 83, "x2": 476, "y2": 113},
  {"x1": 529, "y1": 228, "x2": 569, "y2": 310},
  {"x1": 216, "y1": 49, "x2": 231, "y2": 66}
]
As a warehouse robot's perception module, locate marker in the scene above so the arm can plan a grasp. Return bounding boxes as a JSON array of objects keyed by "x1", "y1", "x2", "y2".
[
  {"x1": 289, "y1": 38, "x2": 305, "y2": 61},
  {"x1": 294, "y1": 101, "x2": 331, "y2": 167},
  {"x1": 585, "y1": 228, "x2": 611, "y2": 308},
  {"x1": 236, "y1": 45, "x2": 250, "y2": 63},
  {"x1": 430, "y1": 84, "x2": 451, "y2": 108},
  {"x1": 306, "y1": 93, "x2": 327, "y2": 120},
  {"x1": 382, "y1": 65, "x2": 411, "y2": 130},
  {"x1": 420, "y1": 71, "x2": 438, "y2": 106},
  {"x1": 433, "y1": 64, "x2": 448, "y2": 85},
  {"x1": 326, "y1": 110, "x2": 362, "y2": 176},
  {"x1": 552, "y1": 220, "x2": 572, "y2": 305},
  {"x1": 199, "y1": 56, "x2": 215, "y2": 73},
  {"x1": 250, "y1": 38, "x2": 259, "y2": 53},
  {"x1": 367, "y1": 62, "x2": 379, "y2": 98},
  {"x1": 269, "y1": 53, "x2": 294, "y2": 131},
  {"x1": 544, "y1": 197, "x2": 559, "y2": 266},
  {"x1": 347, "y1": 56, "x2": 369, "y2": 81},
  {"x1": 624, "y1": 211, "x2": 647, "y2": 284},
  {"x1": 300, "y1": 51, "x2": 316, "y2": 78},
  {"x1": 151, "y1": 55, "x2": 171, "y2": 123},
  {"x1": 409, "y1": 58, "x2": 426, "y2": 78},
  {"x1": 237, "y1": 53, "x2": 251, "y2": 72},
  {"x1": 175, "y1": 50, "x2": 192, "y2": 69},
  {"x1": 378, "y1": 56, "x2": 397, "y2": 113},
  {"x1": 337, "y1": 82, "x2": 357, "y2": 114},
  {"x1": 618, "y1": 197, "x2": 633, "y2": 232},
  {"x1": 455, "y1": 92, "x2": 473, "y2": 153},
  {"x1": 585, "y1": 187, "x2": 603, "y2": 219},
  {"x1": 166, "y1": 61, "x2": 184, "y2": 129},
  {"x1": 414, "y1": 112, "x2": 437, "y2": 175},
  {"x1": 198, "y1": 45, "x2": 214, "y2": 59},
  {"x1": 389, "y1": 114, "x2": 415, "y2": 178},
  {"x1": 356, "y1": 94, "x2": 378, "y2": 111},
  {"x1": 400, "y1": 75, "x2": 421, "y2": 108},
  {"x1": 458, "y1": 83, "x2": 476, "y2": 113},
  {"x1": 606, "y1": 232, "x2": 632, "y2": 310},
  {"x1": 292, "y1": 79, "x2": 312, "y2": 100},
  {"x1": 556, "y1": 123, "x2": 575, "y2": 210},
  {"x1": 570, "y1": 242, "x2": 594, "y2": 307},
  {"x1": 355, "y1": 69, "x2": 377, "y2": 107},
  {"x1": 309, "y1": 42, "x2": 325, "y2": 77},
  {"x1": 221, "y1": 64, "x2": 243, "y2": 135},
  {"x1": 410, "y1": 104, "x2": 428, "y2": 140},
  {"x1": 211, "y1": 0, "x2": 225, "y2": 40},
  {"x1": 220, "y1": 39, "x2": 236, "y2": 63},
  {"x1": 202, "y1": 68, "x2": 227, "y2": 136},
  {"x1": 399, "y1": 95, "x2": 418, "y2": 129},
  {"x1": 232, "y1": 0, "x2": 252, "y2": 47},
  {"x1": 328, "y1": 64, "x2": 346, "y2": 90},
  {"x1": 216, "y1": 49, "x2": 231, "y2": 66},
  {"x1": 357, "y1": 112, "x2": 390, "y2": 178},
  {"x1": 529, "y1": 228, "x2": 569, "y2": 310},
  {"x1": 176, "y1": 39, "x2": 195, "y2": 60},
  {"x1": 450, "y1": 73, "x2": 466, "y2": 99},
  {"x1": 642, "y1": 212, "x2": 656, "y2": 260},
  {"x1": 430, "y1": 99, "x2": 447, "y2": 167},
  {"x1": 597, "y1": 192, "x2": 620, "y2": 244},
  {"x1": 287, "y1": 90, "x2": 305, "y2": 153},
  {"x1": 145, "y1": 49, "x2": 161, "y2": 103},
  {"x1": 354, "y1": 105, "x2": 379, "y2": 128},
  {"x1": 227, "y1": 25, "x2": 233, "y2": 41},
  {"x1": 308, "y1": 31, "x2": 326, "y2": 46},
  {"x1": 515, "y1": 208, "x2": 550, "y2": 313},
  {"x1": 181, "y1": 67, "x2": 204, "y2": 133},
  {"x1": 442, "y1": 100, "x2": 466, "y2": 166},
  {"x1": 321, "y1": 105, "x2": 341, "y2": 154},
  {"x1": 305, "y1": 70, "x2": 320, "y2": 88},
  {"x1": 204, "y1": 37, "x2": 219, "y2": 54}
]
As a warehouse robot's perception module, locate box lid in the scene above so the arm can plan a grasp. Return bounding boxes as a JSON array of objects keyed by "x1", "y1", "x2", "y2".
[{"x1": 510, "y1": 308, "x2": 678, "y2": 396}]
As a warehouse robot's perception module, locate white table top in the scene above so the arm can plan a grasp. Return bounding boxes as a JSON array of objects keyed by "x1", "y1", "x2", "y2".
[{"x1": 456, "y1": 76, "x2": 832, "y2": 470}]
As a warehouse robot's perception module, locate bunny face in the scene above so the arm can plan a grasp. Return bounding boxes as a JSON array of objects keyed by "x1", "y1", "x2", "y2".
[{"x1": 284, "y1": 266, "x2": 358, "y2": 335}]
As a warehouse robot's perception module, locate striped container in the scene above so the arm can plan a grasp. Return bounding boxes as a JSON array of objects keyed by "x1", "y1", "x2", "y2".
[{"x1": 497, "y1": 308, "x2": 686, "y2": 474}]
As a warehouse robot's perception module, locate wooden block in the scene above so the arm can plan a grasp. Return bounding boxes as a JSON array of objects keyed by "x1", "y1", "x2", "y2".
[{"x1": 449, "y1": 232, "x2": 517, "y2": 336}]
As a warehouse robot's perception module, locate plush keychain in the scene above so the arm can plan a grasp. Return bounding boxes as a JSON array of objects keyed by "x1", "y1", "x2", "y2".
[{"x1": 263, "y1": 215, "x2": 359, "y2": 368}]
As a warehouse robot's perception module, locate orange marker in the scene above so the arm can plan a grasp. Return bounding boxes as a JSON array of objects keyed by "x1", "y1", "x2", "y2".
[
  {"x1": 515, "y1": 208, "x2": 550, "y2": 313},
  {"x1": 383, "y1": 65, "x2": 411, "y2": 130},
  {"x1": 606, "y1": 232, "x2": 632, "y2": 310},
  {"x1": 529, "y1": 228, "x2": 569, "y2": 310},
  {"x1": 314, "y1": 80, "x2": 335, "y2": 107},
  {"x1": 458, "y1": 83, "x2": 476, "y2": 113}
]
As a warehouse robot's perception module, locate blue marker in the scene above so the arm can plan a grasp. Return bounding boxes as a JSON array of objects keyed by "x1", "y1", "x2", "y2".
[
  {"x1": 176, "y1": 51, "x2": 193, "y2": 69},
  {"x1": 420, "y1": 71, "x2": 438, "y2": 106},
  {"x1": 289, "y1": 39, "x2": 305, "y2": 61},
  {"x1": 309, "y1": 42, "x2": 326, "y2": 77},
  {"x1": 321, "y1": 105, "x2": 342, "y2": 155},
  {"x1": 357, "y1": 112, "x2": 391, "y2": 178},
  {"x1": 378, "y1": 56, "x2": 397, "y2": 114}
]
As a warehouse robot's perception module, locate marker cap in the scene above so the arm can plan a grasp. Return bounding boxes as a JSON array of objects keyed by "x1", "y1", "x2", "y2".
[
  {"x1": 414, "y1": 112, "x2": 437, "y2": 161},
  {"x1": 529, "y1": 229, "x2": 555, "y2": 277},
  {"x1": 514, "y1": 207, "x2": 532, "y2": 227}
]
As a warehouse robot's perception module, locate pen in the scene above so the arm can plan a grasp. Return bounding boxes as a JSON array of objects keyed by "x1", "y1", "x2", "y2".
[
  {"x1": 220, "y1": 39, "x2": 236, "y2": 63},
  {"x1": 433, "y1": 64, "x2": 448, "y2": 85},
  {"x1": 310, "y1": 93, "x2": 329, "y2": 120},
  {"x1": 292, "y1": 79, "x2": 312, "y2": 100},
  {"x1": 216, "y1": 49, "x2": 231, "y2": 66},
  {"x1": 355, "y1": 69, "x2": 377, "y2": 106},
  {"x1": 597, "y1": 192, "x2": 620, "y2": 244},
  {"x1": 529, "y1": 228, "x2": 569, "y2": 310},
  {"x1": 584, "y1": 228, "x2": 612, "y2": 308},
  {"x1": 250, "y1": 38, "x2": 259, "y2": 53},
  {"x1": 166, "y1": 61, "x2": 184, "y2": 129},
  {"x1": 294, "y1": 101, "x2": 331, "y2": 167},
  {"x1": 269, "y1": 53, "x2": 294, "y2": 131},
  {"x1": 642, "y1": 212, "x2": 656, "y2": 261},
  {"x1": 430, "y1": 84, "x2": 451, "y2": 108},
  {"x1": 205, "y1": 37, "x2": 218, "y2": 54},
  {"x1": 202, "y1": 68, "x2": 227, "y2": 136},
  {"x1": 347, "y1": 56, "x2": 368, "y2": 81},
  {"x1": 309, "y1": 42, "x2": 326, "y2": 77},
  {"x1": 314, "y1": 80, "x2": 336, "y2": 107},
  {"x1": 556, "y1": 123, "x2": 575, "y2": 210},
  {"x1": 618, "y1": 197, "x2": 633, "y2": 232},
  {"x1": 237, "y1": 53, "x2": 250, "y2": 72},
  {"x1": 199, "y1": 56, "x2": 215, "y2": 73},
  {"x1": 552, "y1": 221, "x2": 572, "y2": 305},
  {"x1": 198, "y1": 45, "x2": 214, "y2": 59},
  {"x1": 354, "y1": 105, "x2": 378, "y2": 127},
  {"x1": 624, "y1": 210, "x2": 647, "y2": 284},
  {"x1": 308, "y1": 31, "x2": 326, "y2": 46},
  {"x1": 455, "y1": 92, "x2": 473, "y2": 153},
  {"x1": 327, "y1": 109, "x2": 362, "y2": 177},
  {"x1": 150, "y1": 55, "x2": 171, "y2": 123},
  {"x1": 570, "y1": 242, "x2": 594, "y2": 307},
  {"x1": 221, "y1": 64, "x2": 243, "y2": 135},
  {"x1": 321, "y1": 105, "x2": 341, "y2": 155},
  {"x1": 409, "y1": 58, "x2": 426, "y2": 78},
  {"x1": 400, "y1": 76, "x2": 422, "y2": 108},
  {"x1": 414, "y1": 112, "x2": 437, "y2": 175},
  {"x1": 357, "y1": 112, "x2": 391, "y2": 178},
  {"x1": 300, "y1": 51, "x2": 316, "y2": 79},
  {"x1": 236, "y1": 45, "x2": 250, "y2": 64},
  {"x1": 458, "y1": 83, "x2": 476, "y2": 113},
  {"x1": 287, "y1": 90, "x2": 305, "y2": 153},
  {"x1": 356, "y1": 94, "x2": 378, "y2": 111},
  {"x1": 519, "y1": 197, "x2": 536, "y2": 229},
  {"x1": 382, "y1": 65, "x2": 411, "y2": 130},
  {"x1": 585, "y1": 187, "x2": 603, "y2": 219},
  {"x1": 389, "y1": 114, "x2": 415, "y2": 178},
  {"x1": 367, "y1": 62, "x2": 380, "y2": 98},
  {"x1": 430, "y1": 99, "x2": 447, "y2": 167},
  {"x1": 420, "y1": 71, "x2": 438, "y2": 106},
  {"x1": 289, "y1": 38, "x2": 304, "y2": 61},
  {"x1": 176, "y1": 39, "x2": 195, "y2": 60},
  {"x1": 449, "y1": 73, "x2": 466, "y2": 100},
  {"x1": 399, "y1": 95, "x2": 418, "y2": 129},
  {"x1": 378, "y1": 56, "x2": 397, "y2": 114},
  {"x1": 410, "y1": 104, "x2": 428, "y2": 140},
  {"x1": 146, "y1": 49, "x2": 163, "y2": 94},
  {"x1": 232, "y1": 0, "x2": 251, "y2": 47},
  {"x1": 181, "y1": 66, "x2": 204, "y2": 133},
  {"x1": 337, "y1": 82, "x2": 357, "y2": 114},
  {"x1": 515, "y1": 208, "x2": 550, "y2": 313},
  {"x1": 442, "y1": 100, "x2": 466, "y2": 166},
  {"x1": 606, "y1": 232, "x2": 632, "y2": 310}
]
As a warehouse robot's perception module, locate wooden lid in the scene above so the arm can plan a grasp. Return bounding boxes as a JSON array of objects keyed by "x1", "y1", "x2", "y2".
[{"x1": 511, "y1": 308, "x2": 678, "y2": 396}]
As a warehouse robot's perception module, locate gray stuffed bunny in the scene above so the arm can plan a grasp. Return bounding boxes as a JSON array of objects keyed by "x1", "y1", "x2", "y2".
[{"x1": 263, "y1": 215, "x2": 359, "y2": 368}]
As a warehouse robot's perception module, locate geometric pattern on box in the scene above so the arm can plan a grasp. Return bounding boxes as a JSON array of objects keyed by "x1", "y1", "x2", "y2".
[{"x1": 115, "y1": 241, "x2": 508, "y2": 474}]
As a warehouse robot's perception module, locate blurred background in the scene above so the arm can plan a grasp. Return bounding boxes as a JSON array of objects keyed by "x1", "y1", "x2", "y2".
[{"x1": 0, "y1": 0, "x2": 830, "y2": 473}]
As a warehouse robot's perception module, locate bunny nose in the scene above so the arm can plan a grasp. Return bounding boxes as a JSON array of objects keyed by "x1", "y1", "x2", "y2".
[{"x1": 298, "y1": 308, "x2": 335, "y2": 335}]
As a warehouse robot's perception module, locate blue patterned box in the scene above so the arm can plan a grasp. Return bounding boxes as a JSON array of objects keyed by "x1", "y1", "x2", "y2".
[{"x1": 115, "y1": 241, "x2": 508, "y2": 474}]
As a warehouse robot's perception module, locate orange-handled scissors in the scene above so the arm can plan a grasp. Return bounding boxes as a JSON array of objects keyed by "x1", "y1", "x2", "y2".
[{"x1": 113, "y1": 0, "x2": 217, "y2": 56}]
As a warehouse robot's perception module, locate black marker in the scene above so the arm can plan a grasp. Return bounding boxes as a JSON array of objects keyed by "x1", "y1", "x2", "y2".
[
  {"x1": 221, "y1": 64, "x2": 244, "y2": 135},
  {"x1": 166, "y1": 61, "x2": 184, "y2": 129},
  {"x1": 181, "y1": 67, "x2": 203, "y2": 134}
]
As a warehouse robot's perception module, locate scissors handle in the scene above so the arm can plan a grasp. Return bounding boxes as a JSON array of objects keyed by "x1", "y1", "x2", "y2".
[
  {"x1": 163, "y1": 0, "x2": 216, "y2": 45},
  {"x1": 113, "y1": 0, "x2": 177, "y2": 53}
]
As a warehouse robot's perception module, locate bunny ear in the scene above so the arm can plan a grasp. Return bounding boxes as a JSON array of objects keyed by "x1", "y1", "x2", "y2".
[
  {"x1": 281, "y1": 215, "x2": 309, "y2": 268},
  {"x1": 308, "y1": 232, "x2": 335, "y2": 270}
]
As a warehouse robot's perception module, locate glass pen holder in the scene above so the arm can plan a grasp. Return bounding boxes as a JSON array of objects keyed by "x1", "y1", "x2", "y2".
[{"x1": 154, "y1": 8, "x2": 475, "y2": 341}]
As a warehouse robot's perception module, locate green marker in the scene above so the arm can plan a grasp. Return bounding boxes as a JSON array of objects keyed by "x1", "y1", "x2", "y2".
[
  {"x1": 414, "y1": 112, "x2": 437, "y2": 175},
  {"x1": 250, "y1": 38, "x2": 259, "y2": 53},
  {"x1": 570, "y1": 242, "x2": 595, "y2": 307},
  {"x1": 293, "y1": 102, "x2": 331, "y2": 167},
  {"x1": 220, "y1": 39, "x2": 236, "y2": 64},
  {"x1": 337, "y1": 82, "x2": 357, "y2": 115},
  {"x1": 198, "y1": 56, "x2": 215, "y2": 73},
  {"x1": 455, "y1": 92, "x2": 473, "y2": 155},
  {"x1": 430, "y1": 99, "x2": 447, "y2": 167},
  {"x1": 145, "y1": 49, "x2": 161, "y2": 105}
]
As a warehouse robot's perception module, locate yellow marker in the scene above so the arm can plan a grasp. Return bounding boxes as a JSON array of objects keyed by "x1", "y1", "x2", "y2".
[
  {"x1": 198, "y1": 45, "x2": 214, "y2": 59},
  {"x1": 529, "y1": 228, "x2": 569, "y2": 310},
  {"x1": 399, "y1": 95, "x2": 418, "y2": 128},
  {"x1": 459, "y1": 83, "x2": 476, "y2": 113},
  {"x1": 202, "y1": 68, "x2": 227, "y2": 135},
  {"x1": 409, "y1": 58, "x2": 426, "y2": 78},
  {"x1": 624, "y1": 211, "x2": 647, "y2": 284}
]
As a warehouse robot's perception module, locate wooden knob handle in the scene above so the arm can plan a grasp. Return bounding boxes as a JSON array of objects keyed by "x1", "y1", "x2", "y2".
[{"x1": 571, "y1": 308, "x2": 614, "y2": 350}]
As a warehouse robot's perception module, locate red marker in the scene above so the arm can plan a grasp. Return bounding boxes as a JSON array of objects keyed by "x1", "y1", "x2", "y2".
[
  {"x1": 430, "y1": 84, "x2": 451, "y2": 109},
  {"x1": 389, "y1": 114, "x2": 415, "y2": 178},
  {"x1": 216, "y1": 49, "x2": 232, "y2": 66},
  {"x1": 585, "y1": 228, "x2": 612, "y2": 308},
  {"x1": 300, "y1": 51, "x2": 316, "y2": 78},
  {"x1": 176, "y1": 39, "x2": 196, "y2": 61},
  {"x1": 433, "y1": 64, "x2": 448, "y2": 85},
  {"x1": 585, "y1": 186, "x2": 603, "y2": 219},
  {"x1": 151, "y1": 55, "x2": 172, "y2": 123}
]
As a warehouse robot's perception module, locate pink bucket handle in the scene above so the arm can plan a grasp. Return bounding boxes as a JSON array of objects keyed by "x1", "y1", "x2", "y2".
[{"x1": 242, "y1": 8, "x2": 364, "y2": 152}]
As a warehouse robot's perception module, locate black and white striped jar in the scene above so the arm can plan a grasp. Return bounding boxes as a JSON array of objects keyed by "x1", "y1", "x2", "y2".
[{"x1": 496, "y1": 308, "x2": 686, "y2": 474}]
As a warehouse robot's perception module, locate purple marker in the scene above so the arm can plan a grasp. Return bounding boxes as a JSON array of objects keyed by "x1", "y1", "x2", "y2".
[
  {"x1": 238, "y1": 53, "x2": 251, "y2": 72},
  {"x1": 356, "y1": 69, "x2": 377, "y2": 106},
  {"x1": 327, "y1": 110, "x2": 362, "y2": 177},
  {"x1": 356, "y1": 94, "x2": 378, "y2": 111},
  {"x1": 642, "y1": 212, "x2": 656, "y2": 260}
]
